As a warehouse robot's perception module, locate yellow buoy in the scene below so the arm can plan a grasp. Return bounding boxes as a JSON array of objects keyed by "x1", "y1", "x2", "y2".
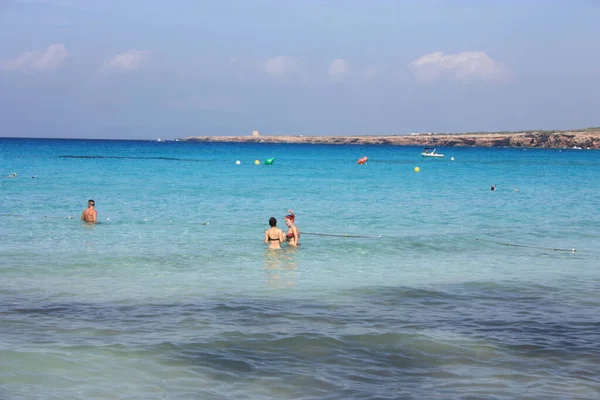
[
  {"x1": 254, "y1": 160, "x2": 260, "y2": 165},
  {"x1": 451, "y1": 157, "x2": 455, "y2": 161},
  {"x1": 414, "y1": 167, "x2": 420, "y2": 172}
]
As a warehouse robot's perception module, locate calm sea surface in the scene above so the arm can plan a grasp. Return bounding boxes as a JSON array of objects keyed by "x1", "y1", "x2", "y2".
[{"x1": 1, "y1": 138, "x2": 599, "y2": 399}]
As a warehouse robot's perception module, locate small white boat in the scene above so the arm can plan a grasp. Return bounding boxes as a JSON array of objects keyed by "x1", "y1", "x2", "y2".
[{"x1": 421, "y1": 148, "x2": 444, "y2": 158}]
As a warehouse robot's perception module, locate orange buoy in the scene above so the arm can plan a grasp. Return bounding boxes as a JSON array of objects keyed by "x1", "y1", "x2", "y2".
[{"x1": 357, "y1": 156, "x2": 368, "y2": 165}]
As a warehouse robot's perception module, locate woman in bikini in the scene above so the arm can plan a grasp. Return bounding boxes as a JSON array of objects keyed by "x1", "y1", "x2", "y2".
[
  {"x1": 265, "y1": 217, "x2": 286, "y2": 249},
  {"x1": 284, "y1": 209, "x2": 300, "y2": 247}
]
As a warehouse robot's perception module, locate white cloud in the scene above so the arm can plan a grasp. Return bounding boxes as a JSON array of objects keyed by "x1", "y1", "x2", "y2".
[
  {"x1": 263, "y1": 56, "x2": 299, "y2": 78},
  {"x1": 409, "y1": 51, "x2": 507, "y2": 83},
  {"x1": 328, "y1": 58, "x2": 349, "y2": 78},
  {"x1": 103, "y1": 50, "x2": 150, "y2": 72},
  {"x1": 0, "y1": 44, "x2": 68, "y2": 72}
]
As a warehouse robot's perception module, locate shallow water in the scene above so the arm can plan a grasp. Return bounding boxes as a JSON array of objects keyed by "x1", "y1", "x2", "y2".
[{"x1": 1, "y1": 139, "x2": 599, "y2": 399}]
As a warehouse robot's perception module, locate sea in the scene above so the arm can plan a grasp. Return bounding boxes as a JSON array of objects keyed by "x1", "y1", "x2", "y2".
[{"x1": 1, "y1": 138, "x2": 599, "y2": 400}]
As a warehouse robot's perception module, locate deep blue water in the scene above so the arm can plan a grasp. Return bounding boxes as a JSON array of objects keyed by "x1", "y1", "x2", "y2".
[{"x1": 1, "y1": 138, "x2": 599, "y2": 399}]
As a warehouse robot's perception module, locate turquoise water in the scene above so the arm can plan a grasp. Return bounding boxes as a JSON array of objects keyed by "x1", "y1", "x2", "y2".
[{"x1": 1, "y1": 138, "x2": 599, "y2": 399}]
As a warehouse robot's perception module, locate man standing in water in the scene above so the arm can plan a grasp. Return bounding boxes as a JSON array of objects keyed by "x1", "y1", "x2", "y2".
[{"x1": 81, "y1": 199, "x2": 97, "y2": 223}]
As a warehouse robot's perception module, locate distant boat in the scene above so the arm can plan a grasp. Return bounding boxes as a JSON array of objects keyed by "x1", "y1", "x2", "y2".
[
  {"x1": 421, "y1": 147, "x2": 444, "y2": 158},
  {"x1": 157, "y1": 138, "x2": 163, "y2": 142}
]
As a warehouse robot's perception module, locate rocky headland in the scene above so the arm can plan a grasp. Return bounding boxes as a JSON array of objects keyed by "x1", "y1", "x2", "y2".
[{"x1": 181, "y1": 129, "x2": 600, "y2": 149}]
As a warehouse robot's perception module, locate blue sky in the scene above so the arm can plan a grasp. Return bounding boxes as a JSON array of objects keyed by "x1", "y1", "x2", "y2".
[{"x1": 1, "y1": 0, "x2": 599, "y2": 139}]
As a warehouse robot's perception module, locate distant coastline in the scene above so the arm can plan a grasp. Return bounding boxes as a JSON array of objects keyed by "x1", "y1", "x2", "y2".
[{"x1": 181, "y1": 128, "x2": 600, "y2": 149}]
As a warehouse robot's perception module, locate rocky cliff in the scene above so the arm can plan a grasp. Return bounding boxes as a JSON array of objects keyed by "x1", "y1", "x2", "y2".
[{"x1": 182, "y1": 130, "x2": 600, "y2": 149}]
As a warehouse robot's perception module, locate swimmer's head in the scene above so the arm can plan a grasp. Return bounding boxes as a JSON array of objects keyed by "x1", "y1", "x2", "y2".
[
  {"x1": 88, "y1": 199, "x2": 95, "y2": 207},
  {"x1": 284, "y1": 210, "x2": 295, "y2": 224},
  {"x1": 269, "y1": 217, "x2": 277, "y2": 227}
]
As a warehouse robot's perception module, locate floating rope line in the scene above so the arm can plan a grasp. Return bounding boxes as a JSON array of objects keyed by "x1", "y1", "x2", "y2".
[
  {"x1": 0, "y1": 213, "x2": 581, "y2": 252},
  {"x1": 0, "y1": 213, "x2": 75, "y2": 219},
  {"x1": 302, "y1": 232, "x2": 381, "y2": 239},
  {"x1": 475, "y1": 238, "x2": 576, "y2": 253},
  {"x1": 0, "y1": 214, "x2": 210, "y2": 224}
]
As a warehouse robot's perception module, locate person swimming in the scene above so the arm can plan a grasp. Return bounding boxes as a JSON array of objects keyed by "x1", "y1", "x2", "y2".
[
  {"x1": 284, "y1": 209, "x2": 300, "y2": 247},
  {"x1": 265, "y1": 217, "x2": 285, "y2": 249}
]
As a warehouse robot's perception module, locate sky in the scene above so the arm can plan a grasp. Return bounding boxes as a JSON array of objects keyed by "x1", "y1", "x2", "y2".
[{"x1": 1, "y1": 0, "x2": 599, "y2": 139}]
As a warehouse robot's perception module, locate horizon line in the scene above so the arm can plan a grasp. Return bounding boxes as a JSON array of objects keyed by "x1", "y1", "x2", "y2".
[{"x1": 2, "y1": 126, "x2": 600, "y2": 141}]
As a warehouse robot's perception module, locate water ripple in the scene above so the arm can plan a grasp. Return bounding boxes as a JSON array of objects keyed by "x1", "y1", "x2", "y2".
[{"x1": 1, "y1": 283, "x2": 600, "y2": 399}]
